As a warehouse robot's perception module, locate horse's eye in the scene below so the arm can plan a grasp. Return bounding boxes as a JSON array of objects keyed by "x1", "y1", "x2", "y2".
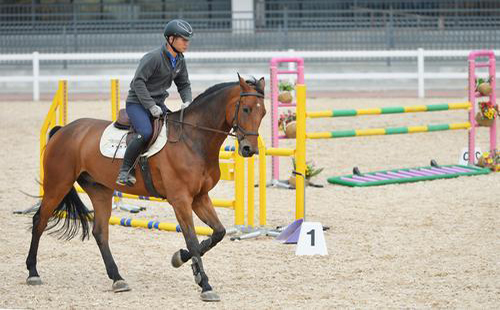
[{"x1": 242, "y1": 106, "x2": 251, "y2": 114}]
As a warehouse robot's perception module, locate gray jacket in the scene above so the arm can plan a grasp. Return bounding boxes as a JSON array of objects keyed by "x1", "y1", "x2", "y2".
[{"x1": 127, "y1": 44, "x2": 192, "y2": 109}]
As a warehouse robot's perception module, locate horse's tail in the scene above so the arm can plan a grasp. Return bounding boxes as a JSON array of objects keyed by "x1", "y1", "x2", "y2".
[
  {"x1": 44, "y1": 187, "x2": 93, "y2": 241},
  {"x1": 48, "y1": 125, "x2": 62, "y2": 139},
  {"x1": 37, "y1": 125, "x2": 93, "y2": 241}
]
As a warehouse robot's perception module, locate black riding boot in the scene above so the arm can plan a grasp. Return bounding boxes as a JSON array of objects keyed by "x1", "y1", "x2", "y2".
[{"x1": 116, "y1": 133, "x2": 146, "y2": 186}]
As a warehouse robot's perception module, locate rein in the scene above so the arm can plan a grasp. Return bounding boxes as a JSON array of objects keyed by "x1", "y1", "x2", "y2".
[
  {"x1": 166, "y1": 91, "x2": 264, "y2": 142},
  {"x1": 167, "y1": 117, "x2": 236, "y2": 137}
]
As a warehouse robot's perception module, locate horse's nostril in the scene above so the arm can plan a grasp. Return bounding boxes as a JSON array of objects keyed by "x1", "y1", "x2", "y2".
[{"x1": 241, "y1": 145, "x2": 252, "y2": 157}]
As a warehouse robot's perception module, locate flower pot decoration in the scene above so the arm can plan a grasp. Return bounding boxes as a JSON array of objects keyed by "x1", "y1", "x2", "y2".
[
  {"x1": 278, "y1": 92, "x2": 293, "y2": 103},
  {"x1": 278, "y1": 81, "x2": 294, "y2": 103},
  {"x1": 285, "y1": 121, "x2": 297, "y2": 138},
  {"x1": 288, "y1": 175, "x2": 309, "y2": 187},
  {"x1": 477, "y1": 150, "x2": 500, "y2": 172},
  {"x1": 288, "y1": 158, "x2": 324, "y2": 188},
  {"x1": 476, "y1": 101, "x2": 499, "y2": 127},
  {"x1": 476, "y1": 77, "x2": 492, "y2": 96},
  {"x1": 478, "y1": 83, "x2": 492, "y2": 96},
  {"x1": 278, "y1": 109, "x2": 297, "y2": 138},
  {"x1": 475, "y1": 112, "x2": 494, "y2": 127}
]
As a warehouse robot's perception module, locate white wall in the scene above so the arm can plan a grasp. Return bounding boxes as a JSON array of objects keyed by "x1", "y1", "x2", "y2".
[{"x1": 232, "y1": 0, "x2": 254, "y2": 34}]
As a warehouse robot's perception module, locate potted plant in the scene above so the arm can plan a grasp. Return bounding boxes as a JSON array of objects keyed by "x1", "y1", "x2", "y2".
[
  {"x1": 288, "y1": 158, "x2": 324, "y2": 188},
  {"x1": 278, "y1": 81, "x2": 294, "y2": 103},
  {"x1": 475, "y1": 100, "x2": 499, "y2": 127},
  {"x1": 476, "y1": 77, "x2": 492, "y2": 96},
  {"x1": 278, "y1": 109, "x2": 297, "y2": 138},
  {"x1": 477, "y1": 149, "x2": 500, "y2": 172}
]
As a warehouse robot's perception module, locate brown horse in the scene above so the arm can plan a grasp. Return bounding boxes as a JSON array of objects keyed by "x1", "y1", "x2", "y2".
[{"x1": 26, "y1": 75, "x2": 266, "y2": 301}]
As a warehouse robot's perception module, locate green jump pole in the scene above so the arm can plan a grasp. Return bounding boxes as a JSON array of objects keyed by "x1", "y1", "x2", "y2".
[
  {"x1": 306, "y1": 102, "x2": 471, "y2": 118},
  {"x1": 306, "y1": 122, "x2": 471, "y2": 139}
]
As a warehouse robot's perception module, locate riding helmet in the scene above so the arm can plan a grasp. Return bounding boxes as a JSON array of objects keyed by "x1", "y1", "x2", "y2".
[{"x1": 164, "y1": 19, "x2": 193, "y2": 40}]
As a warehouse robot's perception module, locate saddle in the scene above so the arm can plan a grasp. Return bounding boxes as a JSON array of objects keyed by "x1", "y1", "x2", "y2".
[{"x1": 114, "y1": 108, "x2": 165, "y2": 150}]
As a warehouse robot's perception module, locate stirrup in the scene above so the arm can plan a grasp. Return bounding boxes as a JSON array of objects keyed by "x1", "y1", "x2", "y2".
[{"x1": 116, "y1": 170, "x2": 136, "y2": 186}]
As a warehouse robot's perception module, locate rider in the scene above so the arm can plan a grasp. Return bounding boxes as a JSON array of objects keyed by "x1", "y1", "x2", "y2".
[{"x1": 116, "y1": 19, "x2": 194, "y2": 186}]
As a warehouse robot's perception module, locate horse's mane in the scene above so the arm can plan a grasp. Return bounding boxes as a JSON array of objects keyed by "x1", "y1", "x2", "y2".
[{"x1": 188, "y1": 77, "x2": 264, "y2": 110}]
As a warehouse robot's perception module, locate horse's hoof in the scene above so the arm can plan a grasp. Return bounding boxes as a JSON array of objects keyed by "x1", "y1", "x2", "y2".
[
  {"x1": 171, "y1": 250, "x2": 184, "y2": 268},
  {"x1": 112, "y1": 280, "x2": 131, "y2": 293},
  {"x1": 26, "y1": 276, "x2": 42, "y2": 286},
  {"x1": 200, "y1": 290, "x2": 220, "y2": 302}
]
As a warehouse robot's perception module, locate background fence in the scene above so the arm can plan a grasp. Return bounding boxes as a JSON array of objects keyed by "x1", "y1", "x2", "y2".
[
  {"x1": 1, "y1": 1, "x2": 498, "y2": 98},
  {"x1": 1, "y1": 0, "x2": 499, "y2": 53},
  {"x1": 2, "y1": 49, "x2": 499, "y2": 100}
]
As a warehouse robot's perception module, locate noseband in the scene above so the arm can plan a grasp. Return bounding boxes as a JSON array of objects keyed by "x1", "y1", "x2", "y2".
[{"x1": 231, "y1": 91, "x2": 264, "y2": 141}]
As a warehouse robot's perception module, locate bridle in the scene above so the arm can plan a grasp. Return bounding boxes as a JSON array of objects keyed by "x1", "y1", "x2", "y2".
[
  {"x1": 167, "y1": 90, "x2": 264, "y2": 142},
  {"x1": 230, "y1": 91, "x2": 264, "y2": 141}
]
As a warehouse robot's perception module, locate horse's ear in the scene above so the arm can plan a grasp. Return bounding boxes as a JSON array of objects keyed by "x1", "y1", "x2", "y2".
[
  {"x1": 238, "y1": 73, "x2": 250, "y2": 90},
  {"x1": 257, "y1": 77, "x2": 265, "y2": 91}
]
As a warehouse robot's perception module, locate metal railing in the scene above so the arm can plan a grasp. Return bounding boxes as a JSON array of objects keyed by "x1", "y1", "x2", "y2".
[
  {"x1": 1, "y1": 49, "x2": 499, "y2": 101},
  {"x1": 1, "y1": 1, "x2": 500, "y2": 52}
]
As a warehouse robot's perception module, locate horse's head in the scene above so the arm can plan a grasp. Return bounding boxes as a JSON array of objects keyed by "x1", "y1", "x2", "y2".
[{"x1": 227, "y1": 75, "x2": 266, "y2": 157}]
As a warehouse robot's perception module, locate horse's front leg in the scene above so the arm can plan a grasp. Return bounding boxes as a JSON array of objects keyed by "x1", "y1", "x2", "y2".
[
  {"x1": 170, "y1": 195, "x2": 220, "y2": 302},
  {"x1": 171, "y1": 193, "x2": 226, "y2": 269}
]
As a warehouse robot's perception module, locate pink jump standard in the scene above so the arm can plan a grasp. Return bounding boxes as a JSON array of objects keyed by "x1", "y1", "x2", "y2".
[
  {"x1": 270, "y1": 57, "x2": 305, "y2": 184},
  {"x1": 468, "y1": 50, "x2": 497, "y2": 164}
]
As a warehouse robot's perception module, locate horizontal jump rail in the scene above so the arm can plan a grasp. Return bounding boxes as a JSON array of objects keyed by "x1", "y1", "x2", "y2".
[
  {"x1": 306, "y1": 102, "x2": 471, "y2": 118},
  {"x1": 306, "y1": 122, "x2": 471, "y2": 139},
  {"x1": 74, "y1": 186, "x2": 235, "y2": 209},
  {"x1": 265, "y1": 147, "x2": 295, "y2": 156},
  {"x1": 109, "y1": 216, "x2": 213, "y2": 236}
]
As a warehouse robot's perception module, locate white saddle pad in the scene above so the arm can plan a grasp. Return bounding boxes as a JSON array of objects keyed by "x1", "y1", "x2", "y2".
[{"x1": 99, "y1": 123, "x2": 168, "y2": 159}]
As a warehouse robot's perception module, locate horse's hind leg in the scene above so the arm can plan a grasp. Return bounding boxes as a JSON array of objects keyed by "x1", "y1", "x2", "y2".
[
  {"x1": 171, "y1": 193, "x2": 225, "y2": 269},
  {"x1": 79, "y1": 177, "x2": 130, "y2": 293},
  {"x1": 171, "y1": 195, "x2": 220, "y2": 302},
  {"x1": 26, "y1": 177, "x2": 74, "y2": 285}
]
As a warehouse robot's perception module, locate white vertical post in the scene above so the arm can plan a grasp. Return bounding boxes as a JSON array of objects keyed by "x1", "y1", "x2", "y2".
[
  {"x1": 33, "y1": 51, "x2": 40, "y2": 101},
  {"x1": 417, "y1": 48, "x2": 425, "y2": 98},
  {"x1": 231, "y1": 0, "x2": 254, "y2": 34}
]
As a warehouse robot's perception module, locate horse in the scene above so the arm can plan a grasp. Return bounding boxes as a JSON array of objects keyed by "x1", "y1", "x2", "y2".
[{"x1": 26, "y1": 75, "x2": 266, "y2": 302}]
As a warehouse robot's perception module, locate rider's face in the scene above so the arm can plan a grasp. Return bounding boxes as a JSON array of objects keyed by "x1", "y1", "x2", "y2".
[{"x1": 171, "y1": 37, "x2": 190, "y2": 53}]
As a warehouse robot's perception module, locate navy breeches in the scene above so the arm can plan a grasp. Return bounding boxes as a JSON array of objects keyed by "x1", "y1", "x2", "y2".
[{"x1": 126, "y1": 102, "x2": 153, "y2": 141}]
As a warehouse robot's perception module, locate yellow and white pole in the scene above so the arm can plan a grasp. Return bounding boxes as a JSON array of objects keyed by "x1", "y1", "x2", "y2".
[
  {"x1": 247, "y1": 156, "x2": 255, "y2": 227},
  {"x1": 111, "y1": 79, "x2": 120, "y2": 121},
  {"x1": 110, "y1": 79, "x2": 122, "y2": 206},
  {"x1": 234, "y1": 140, "x2": 245, "y2": 226},
  {"x1": 58, "y1": 80, "x2": 68, "y2": 126},
  {"x1": 258, "y1": 136, "x2": 267, "y2": 226},
  {"x1": 295, "y1": 84, "x2": 306, "y2": 220},
  {"x1": 40, "y1": 80, "x2": 67, "y2": 196}
]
